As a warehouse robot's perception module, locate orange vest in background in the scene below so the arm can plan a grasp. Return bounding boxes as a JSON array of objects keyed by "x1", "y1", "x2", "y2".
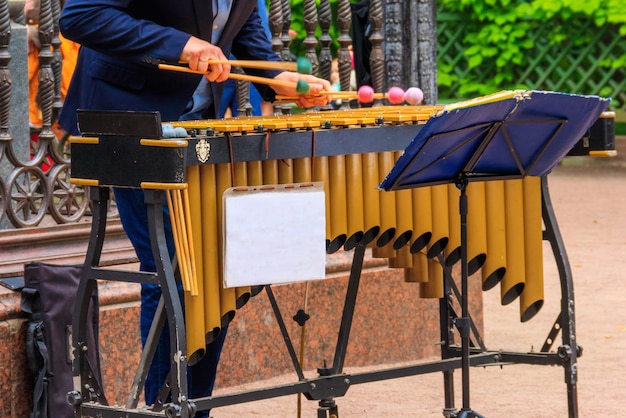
[{"x1": 28, "y1": 33, "x2": 81, "y2": 128}]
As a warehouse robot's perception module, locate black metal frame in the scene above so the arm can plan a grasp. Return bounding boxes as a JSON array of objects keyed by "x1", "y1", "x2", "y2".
[{"x1": 68, "y1": 175, "x2": 580, "y2": 418}]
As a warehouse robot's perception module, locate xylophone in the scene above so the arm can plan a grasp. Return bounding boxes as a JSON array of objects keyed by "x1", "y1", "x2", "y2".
[
  {"x1": 71, "y1": 102, "x2": 579, "y2": 363},
  {"x1": 68, "y1": 96, "x2": 613, "y2": 417}
]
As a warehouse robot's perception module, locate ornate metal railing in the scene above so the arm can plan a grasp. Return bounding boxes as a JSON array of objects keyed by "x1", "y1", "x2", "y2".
[
  {"x1": 1, "y1": 0, "x2": 426, "y2": 229},
  {"x1": 1, "y1": 0, "x2": 89, "y2": 228}
]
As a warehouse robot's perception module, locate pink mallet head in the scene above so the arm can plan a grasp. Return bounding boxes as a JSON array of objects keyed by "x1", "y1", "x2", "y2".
[
  {"x1": 404, "y1": 87, "x2": 424, "y2": 105},
  {"x1": 357, "y1": 85, "x2": 375, "y2": 103},
  {"x1": 387, "y1": 86, "x2": 405, "y2": 105}
]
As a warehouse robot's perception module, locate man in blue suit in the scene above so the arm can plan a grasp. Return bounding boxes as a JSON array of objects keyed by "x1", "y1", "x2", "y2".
[{"x1": 58, "y1": 1, "x2": 330, "y2": 416}]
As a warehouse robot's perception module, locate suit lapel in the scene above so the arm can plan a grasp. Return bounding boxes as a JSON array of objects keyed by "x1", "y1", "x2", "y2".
[
  {"x1": 192, "y1": 0, "x2": 213, "y2": 41},
  {"x1": 218, "y1": 0, "x2": 257, "y2": 47},
  {"x1": 190, "y1": 0, "x2": 258, "y2": 47}
]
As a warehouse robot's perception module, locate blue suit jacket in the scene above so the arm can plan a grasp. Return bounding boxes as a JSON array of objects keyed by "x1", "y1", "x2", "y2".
[{"x1": 59, "y1": 0, "x2": 280, "y2": 134}]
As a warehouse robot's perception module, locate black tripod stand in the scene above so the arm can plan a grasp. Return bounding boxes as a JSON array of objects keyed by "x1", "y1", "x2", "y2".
[{"x1": 450, "y1": 173, "x2": 484, "y2": 418}]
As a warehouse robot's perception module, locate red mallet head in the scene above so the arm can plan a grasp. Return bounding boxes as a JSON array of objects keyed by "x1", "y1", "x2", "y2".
[
  {"x1": 404, "y1": 87, "x2": 424, "y2": 105},
  {"x1": 387, "y1": 86, "x2": 405, "y2": 105},
  {"x1": 357, "y1": 85, "x2": 375, "y2": 103}
]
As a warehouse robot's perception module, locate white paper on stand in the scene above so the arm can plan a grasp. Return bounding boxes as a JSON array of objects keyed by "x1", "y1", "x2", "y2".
[{"x1": 223, "y1": 182, "x2": 326, "y2": 288}]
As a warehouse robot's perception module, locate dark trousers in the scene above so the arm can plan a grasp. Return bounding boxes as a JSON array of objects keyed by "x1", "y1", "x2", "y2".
[{"x1": 113, "y1": 187, "x2": 227, "y2": 417}]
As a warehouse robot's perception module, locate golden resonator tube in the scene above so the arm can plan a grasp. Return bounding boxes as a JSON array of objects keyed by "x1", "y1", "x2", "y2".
[{"x1": 185, "y1": 166, "x2": 545, "y2": 337}]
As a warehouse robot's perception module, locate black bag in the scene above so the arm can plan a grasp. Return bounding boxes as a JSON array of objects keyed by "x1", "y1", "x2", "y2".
[{"x1": 21, "y1": 262, "x2": 101, "y2": 418}]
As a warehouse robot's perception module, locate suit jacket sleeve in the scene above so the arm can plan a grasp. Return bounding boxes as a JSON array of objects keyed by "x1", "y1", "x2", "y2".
[{"x1": 59, "y1": 0, "x2": 192, "y2": 64}]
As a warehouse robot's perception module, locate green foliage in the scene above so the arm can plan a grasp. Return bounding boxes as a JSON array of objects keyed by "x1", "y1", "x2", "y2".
[
  {"x1": 287, "y1": 0, "x2": 308, "y2": 58},
  {"x1": 438, "y1": 0, "x2": 626, "y2": 105}
]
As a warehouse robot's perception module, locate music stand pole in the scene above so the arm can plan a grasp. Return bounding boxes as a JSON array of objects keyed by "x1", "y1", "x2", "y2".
[{"x1": 454, "y1": 173, "x2": 484, "y2": 418}]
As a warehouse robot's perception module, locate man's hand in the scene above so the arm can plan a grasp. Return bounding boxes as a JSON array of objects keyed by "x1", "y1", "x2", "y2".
[
  {"x1": 27, "y1": 24, "x2": 40, "y2": 53},
  {"x1": 273, "y1": 72, "x2": 332, "y2": 108},
  {"x1": 180, "y1": 37, "x2": 230, "y2": 82},
  {"x1": 24, "y1": 0, "x2": 40, "y2": 25}
]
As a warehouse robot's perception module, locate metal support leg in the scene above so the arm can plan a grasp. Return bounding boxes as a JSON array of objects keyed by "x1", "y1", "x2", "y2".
[
  {"x1": 70, "y1": 187, "x2": 110, "y2": 409},
  {"x1": 144, "y1": 189, "x2": 193, "y2": 417},
  {"x1": 331, "y1": 244, "x2": 366, "y2": 374},
  {"x1": 317, "y1": 399, "x2": 339, "y2": 418},
  {"x1": 265, "y1": 285, "x2": 306, "y2": 381},
  {"x1": 541, "y1": 176, "x2": 579, "y2": 418},
  {"x1": 439, "y1": 289, "x2": 456, "y2": 418},
  {"x1": 452, "y1": 175, "x2": 484, "y2": 418},
  {"x1": 126, "y1": 297, "x2": 166, "y2": 409}
]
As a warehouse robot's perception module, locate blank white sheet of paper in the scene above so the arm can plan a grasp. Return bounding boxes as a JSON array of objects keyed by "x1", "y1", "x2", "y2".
[{"x1": 223, "y1": 182, "x2": 326, "y2": 288}]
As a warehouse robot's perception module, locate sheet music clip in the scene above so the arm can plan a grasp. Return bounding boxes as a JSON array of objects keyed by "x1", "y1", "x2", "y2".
[{"x1": 380, "y1": 90, "x2": 609, "y2": 416}]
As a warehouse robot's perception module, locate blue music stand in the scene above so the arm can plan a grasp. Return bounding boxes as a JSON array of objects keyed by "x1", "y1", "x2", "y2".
[{"x1": 380, "y1": 90, "x2": 609, "y2": 418}]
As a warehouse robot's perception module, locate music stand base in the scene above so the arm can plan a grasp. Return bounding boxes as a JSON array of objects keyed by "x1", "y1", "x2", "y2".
[{"x1": 454, "y1": 408, "x2": 485, "y2": 418}]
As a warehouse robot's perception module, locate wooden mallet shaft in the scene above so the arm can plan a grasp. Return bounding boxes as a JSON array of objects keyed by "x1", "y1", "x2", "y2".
[{"x1": 158, "y1": 64, "x2": 310, "y2": 93}]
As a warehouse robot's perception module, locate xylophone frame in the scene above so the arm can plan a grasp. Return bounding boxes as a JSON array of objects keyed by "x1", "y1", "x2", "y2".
[
  {"x1": 69, "y1": 178, "x2": 580, "y2": 418},
  {"x1": 68, "y1": 110, "x2": 588, "y2": 418}
]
